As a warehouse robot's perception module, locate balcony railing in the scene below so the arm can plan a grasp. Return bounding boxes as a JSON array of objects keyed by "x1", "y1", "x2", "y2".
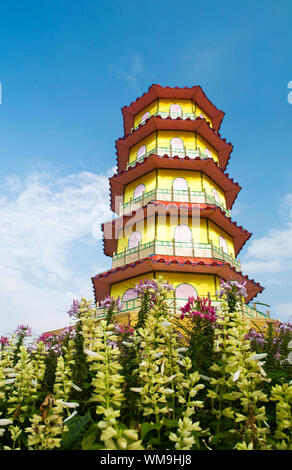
[
  {"x1": 95, "y1": 296, "x2": 268, "y2": 321},
  {"x1": 133, "y1": 110, "x2": 205, "y2": 132},
  {"x1": 127, "y1": 146, "x2": 210, "y2": 170},
  {"x1": 120, "y1": 188, "x2": 230, "y2": 217},
  {"x1": 112, "y1": 240, "x2": 241, "y2": 271}
]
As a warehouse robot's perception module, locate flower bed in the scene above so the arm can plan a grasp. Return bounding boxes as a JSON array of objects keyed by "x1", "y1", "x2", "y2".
[{"x1": 0, "y1": 279, "x2": 291, "y2": 450}]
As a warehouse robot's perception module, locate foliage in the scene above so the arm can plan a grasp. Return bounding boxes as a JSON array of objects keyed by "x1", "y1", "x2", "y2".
[{"x1": 0, "y1": 278, "x2": 291, "y2": 450}]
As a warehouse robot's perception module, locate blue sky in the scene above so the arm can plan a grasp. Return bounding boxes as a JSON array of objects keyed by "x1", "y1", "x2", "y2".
[{"x1": 0, "y1": 0, "x2": 292, "y2": 336}]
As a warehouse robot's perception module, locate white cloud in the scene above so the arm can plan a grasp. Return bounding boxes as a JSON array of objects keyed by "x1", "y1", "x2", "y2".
[
  {"x1": 273, "y1": 303, "x2": 292, "y2": 323},
  {"x1": 242, "y1": 193, "x2": 292, "y2": 275},
  {"x1": 0, "y1": 170, "x2": 113, "y2": 337},
  {"x1": 240, "y1": 193, "x2": 292, "y2": 323}
]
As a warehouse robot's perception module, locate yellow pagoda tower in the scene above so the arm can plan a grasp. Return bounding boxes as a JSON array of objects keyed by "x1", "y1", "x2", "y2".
[{"x1": 92, "y1": 84, "x2": 266, "y2": 321}]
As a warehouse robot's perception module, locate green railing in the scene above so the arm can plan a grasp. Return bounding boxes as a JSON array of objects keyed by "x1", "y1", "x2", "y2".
[
  {"x1": 120, "y1": 188, "x2": 230, "y2": 217},
  {"x1": 112, "y1": 240, "x2": 241, "y2": 271},
  {"x1": 127, "y1": 146, "x2": 209, "y2": 170},
  {"x1": 96, "y1": 296, "x2": 268, "y2": 320},
  {"x1": 133, "y1": 110, "x2": 202, "y2": 131}
]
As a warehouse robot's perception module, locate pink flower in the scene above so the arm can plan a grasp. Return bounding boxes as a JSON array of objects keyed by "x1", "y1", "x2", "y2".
[
  {"x1": 0, "y1": 336, "x2": 9, "y2": 346},
  {"x1": 14, "y1": 324, "x2": 32, "y2": 337}
]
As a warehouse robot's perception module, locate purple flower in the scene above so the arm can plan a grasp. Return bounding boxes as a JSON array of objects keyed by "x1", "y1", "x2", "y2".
[
  {"x1": 67, "y1": 299, "x2": 80, "y2": 319},
  {"x1": 14, "y1": 324, "x2": 32, "y2": 337},
  {"x1": 100, "y1": 296, "x2": 122, "y2": 312}
]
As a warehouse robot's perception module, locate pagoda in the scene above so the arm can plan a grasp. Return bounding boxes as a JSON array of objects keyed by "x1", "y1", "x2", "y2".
[{"x1": 92, "y1": 84, "x2": 266, "y2": 321}]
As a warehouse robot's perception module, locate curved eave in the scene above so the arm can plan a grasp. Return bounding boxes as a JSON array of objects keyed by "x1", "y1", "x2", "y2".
[
  {"x1": 91, "y1": 255, "x2": 264, "y2": 304},
  {"x1": 109, "y1": 154, "x2": 241, "y2": 213},
  {"x1": 116, "y1": 116, "x2": 233, "y2": 172},
  {"x1": 121, "y1": 84, "x2": 225, "y2": 134},
  {"x1": 102, "y1": 202, "x2": 251, "y2": 258}
]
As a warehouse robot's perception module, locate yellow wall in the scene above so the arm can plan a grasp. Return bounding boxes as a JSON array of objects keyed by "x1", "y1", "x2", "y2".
[
  {"x1": 123, "y1": 171, "x2": 156, "y2": 204},
  {"x1": 157, "y1": 169, "x2": 202, "y2": 191},
  {"x1": 157, "y1": 130, "x2": 196, "y2": 151},
  {"x1": 116, "y1": 214, "x2": 235, "y2": 256},
  {"x1": 132, "y1": 99, "x2": 213, "y2": 128},
  {"x1": 123, "y1": 170, "x2": 226, "y2": 210},
  {"x1": 196, "y1": 134, "x2": 218, "y2": 163},
  {"x1": 202, "y1": 174, "x2": 226, "y2": 207},
  {"x1": 110, "y1": 273, "x2": 154, "y2": 299},
  {"x1": 157, "y1": 99, "x2": 194, "y2": 114},
  {"x1": 128, "y1": 131, "x2": 218, "y2": 165},
  {"x1": 208, "y1": 221, "x2": 235, "y2": 257},
  {"x1": 134, "y1": 100, "x2": 159, "y2": 128},
  {"x1": 117, "y1": 215, "x2": 156, "y2": 252},
  {"x1": 196, "y1": 105, "x2": 212, "y2": 127},
  {"x1": 110, "y1": 272, "x2": 218, "y2": 300},
  {"x1": 129, "y1": 133, "x2": 157, "y2": 164}
]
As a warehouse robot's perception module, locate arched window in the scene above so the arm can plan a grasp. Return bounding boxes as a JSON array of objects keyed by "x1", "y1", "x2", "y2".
[
  {"x1": 174, "y1": 224, "x2": 192, "y2": 243},
  {"x1": 219, "y1": 236, "x2": 228, "y2": 254},
  {"x1": 175, "y1": 283, "x2": 198, "y2": 302},
  {"x1": 170, "y1": 104, "x2": 182, "y2": 119},
  {"x1": 170, "y1": 138, "x2": 184, "y2": 157},
  {"x1": 137, "y1": 145, "x2": 146, "y2": 160},
  {"x1": 140, "y1": 112, "x2": 150, "y2": 124},
  {"x1": 122, "y1": 288, "x2": 138, "y2": 303},
  {"x1": 128, "y1": 231, "x2": 141, "y2": 249},
  {"x1": 133, "y1": 183, "x2": 145, "y2": 200},
  {"x1": 170, "y1": 137, "x2": 184, "y2": 150},
  {"x1": 173, "y1": 177, "x2": 188, "y2": 192},
  {"x1": 212, "y1": 188, "x2": 220, "y2": 203}
]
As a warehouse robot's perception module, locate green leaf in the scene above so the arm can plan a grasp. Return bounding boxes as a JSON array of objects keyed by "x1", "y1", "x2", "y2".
[
  {"x1": 61, "y1": 412, "x2": 91, "y2": 449},
  {"x1": 81, "y1": 423, "x2": 99, "y2": 450},
  {"x1": 161, "y1": 418, "x2": 177, "y2": 429},
  {"x1": 141, "y1": 422, "x2": 162, "y2": 440}
]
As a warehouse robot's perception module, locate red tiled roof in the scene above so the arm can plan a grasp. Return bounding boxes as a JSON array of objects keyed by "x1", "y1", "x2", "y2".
[
  {"x1": 91, "y1": 255, "x2": 264, "y2": 304},
  {"x1": 121, "y1": 84, "x2": 225, "y2": 134}
]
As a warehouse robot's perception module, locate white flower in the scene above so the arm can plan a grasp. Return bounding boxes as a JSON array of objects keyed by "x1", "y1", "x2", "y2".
[
  {"x1": 161, "y1": 321, "x2": 171, "y2": 327},
  {"x1": 121, "y1": 341, "x2": 132, "y2": 347},
  {"x1": 57, "y1": 401, "x2": 79, "y2": 408},
  {"x1": 248, "y1": 353, "x2": 267, "y2": 361},
  {"x1": 161, "y1": 388, "x2": 175, "y2": 395},
  {"x1": 199, "y1": 374, "x2": 211, "y2": 381},
  {"x1": 72, "y1": 384, "x2": 82, "y2": 392},
  {"x1": 287, "y1": 340, "x2": 292, "y2": 350},
  {"x1": 155, "y1": 352, "x2": 163, "y2": 358},
  {"x1": 63, "y1": 411, "x2": 78, "y2": 423},
  {"x1": 177, "y1": 347, "x2": 188, "y2": 353},
  {"x1": 0, "y1": 419, "x2": 13, "y2": 426},
  {"x1": 287, "y1": 351, "x2": 292, "y2": 365},
  {"x1": 84, "y1": 348, "x2": 103, "y2": 360},
  {"x1": 130, "y1": 388, "x2": 142, "y2": 393},
  {"x1": 164, "y1": 374, "x2": 177, "y2": 383},
  {"x1": 4, "y1": 379, "x2": 15, "y2": 385},
  {"x1": 232, "y1": 370, "x2": 241, "y2": 382},
  {"x1": 161, "y1": 361, "x2": 165, "y2": 376}
]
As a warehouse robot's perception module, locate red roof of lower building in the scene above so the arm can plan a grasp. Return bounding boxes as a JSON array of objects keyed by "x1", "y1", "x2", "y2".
[{"x1": 91, "y1": 255, "x2": 264, "y2": 304}]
